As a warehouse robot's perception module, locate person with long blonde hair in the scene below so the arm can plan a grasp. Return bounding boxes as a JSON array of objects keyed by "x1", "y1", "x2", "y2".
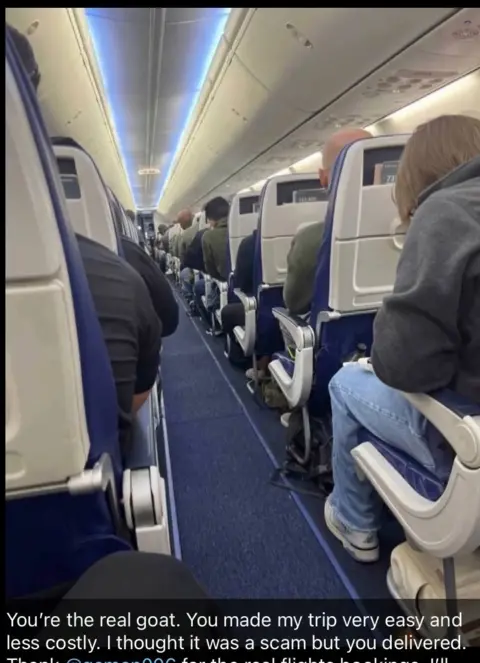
[{"x1": 324, "y1": 115, "x2": 480, "y2": 563}]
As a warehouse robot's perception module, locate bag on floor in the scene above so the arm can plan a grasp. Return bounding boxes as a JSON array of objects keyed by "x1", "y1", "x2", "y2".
[
  {"x1": 280, "y1": 409, "x2": 334, "y2": 497},
  {"x1": 261, "y1": 377, "x2": 289, "y2": 410}
]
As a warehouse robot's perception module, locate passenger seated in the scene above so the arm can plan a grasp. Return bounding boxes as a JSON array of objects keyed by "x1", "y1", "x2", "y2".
[
  {"x1": 160, "y1": 230, "x2": 170, "y2": 255},
  {"x1": 170, "y1": 220, "x2": 182, "y2": 258},
  {"x1": 121, "y1": 236, "x2": 179, "y2": 338},
  {"x1": 176, "y1": 209, "x2": 196, "y2": 299},
  {"x1": 178, "y1": 209, "x2": 196, "y2": 262},
  {"x1": 125, "y1": 209, "x2": 136, "y2": 223},
  {"x1": 10, "y1": 25, "x2": 162, "y2": 461},
  {"x1": 183, "y1": 228, "x2": 207, "y2": 272},
  {"x1": 222, "y1": 229, "x2": 257, "y2": 363},
  {"x1": 201, "y1": 196, "x2": 230, "y2": 281},
  {"x1": 155, "y1": 237, "x2": 167, "y2": 273},
  {"x1": 283, "y1": 128, "x2": 371, "y2": 314},
  {"x1": 194, "y1": 197, "x2": 230, "y2": 320},
  {"x1": 325, "y1": 115, "x2": 480, "y2": 563},
  {"x1": 78, "y1": 236, "x2": 162, "y2": 458}
]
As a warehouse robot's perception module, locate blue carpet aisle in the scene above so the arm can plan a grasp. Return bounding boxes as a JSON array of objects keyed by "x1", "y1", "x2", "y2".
[
  {"x1": 182, "y1": 303, "x2": 404, "y2": 603},
  {"x1": 160, "y1": 300, "x2": 352, "y2": 600}
]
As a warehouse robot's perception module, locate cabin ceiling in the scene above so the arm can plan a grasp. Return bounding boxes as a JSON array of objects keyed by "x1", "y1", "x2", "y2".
[
  {"x1": 83, "y1": 7, "x2": 231, "y2": 210},
  {"x1": 164, "y1": 7, "x2": 480, "y2": 214},
  {"x1": 6, "y1": 8, "x2": 480, "y2": 218}
]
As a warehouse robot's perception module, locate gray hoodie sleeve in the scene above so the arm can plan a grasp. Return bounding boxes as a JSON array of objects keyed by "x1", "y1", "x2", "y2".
[{"x1": 371, "y1": 194, "x2": 477, "y2": 393}]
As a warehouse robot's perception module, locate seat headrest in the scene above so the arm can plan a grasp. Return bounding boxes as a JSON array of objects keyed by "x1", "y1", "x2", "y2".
[
  {"x1": 329, "y1": 136, "x2": 409, "y2": 241},
  {"x1": 53, "y1": 141, "x2": 120, "y2": 254},
  {"x1": 258, "y1": 173, "x2": 328, "y2": 285},
  {"x1": 228, "y1": 192, "x2": 260, "y2": 268}
]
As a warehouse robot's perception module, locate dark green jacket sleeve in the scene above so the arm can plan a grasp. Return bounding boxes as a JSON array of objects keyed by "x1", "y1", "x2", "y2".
[{"x1": 283, "y1": 222, "x2": 325, "y2": 314}]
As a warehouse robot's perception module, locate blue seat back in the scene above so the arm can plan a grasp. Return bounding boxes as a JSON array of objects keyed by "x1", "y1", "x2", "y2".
[
  {"x1": 5, "y1": 36, "x2": 131, "y2": 598},
  {"x1": 254, "y1": 175, "x2": 328, "y2": 356},
  {"x1": 309, "y1": 136, "x2": 409, "y2": 415}
]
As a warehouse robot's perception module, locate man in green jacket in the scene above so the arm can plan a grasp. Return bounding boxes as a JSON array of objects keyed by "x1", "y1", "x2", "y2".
[
  {"x1": 178, "y1": 209, "x2": 196, "y2": 300},
  {"x1": 283, "y1": 128, "x2": 371, "y2": 315},
  {"x1": 201, "y1": 196, "x2": 230, "y2": 281},
  {"x1": 178, "y1": 209, "x2": 196, "y2": 265}
]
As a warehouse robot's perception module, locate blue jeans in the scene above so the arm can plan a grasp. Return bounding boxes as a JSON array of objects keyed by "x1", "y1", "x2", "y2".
[
  {"x1": 180, "y1": 267, "x2": 193, "y2": 298},
  {"x1": 328, "y1": 363, "x2": 453, "y2": 534}
]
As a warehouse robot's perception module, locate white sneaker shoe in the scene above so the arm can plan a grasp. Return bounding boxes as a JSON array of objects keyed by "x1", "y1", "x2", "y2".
[
  {"x1": 280, "y1": 412, "x2": 292, "y2": 428},
  {"x1": 324, "y1": 497, "x2": 379, "y2": 563},
  {"x1": 245, "y1": 368, "x2": 266, "y2": 381}
]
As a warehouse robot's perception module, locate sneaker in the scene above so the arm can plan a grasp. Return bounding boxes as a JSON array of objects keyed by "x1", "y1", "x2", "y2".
[
  {"x1": 324, "y1": 497, "x2": 379, "y2": 563},
  {"x1": 280, "y1": 412, "x2": 292, "y2": 428},
  {"x1": 245, "y1": 367, "x2": 266, "y2": 381}
]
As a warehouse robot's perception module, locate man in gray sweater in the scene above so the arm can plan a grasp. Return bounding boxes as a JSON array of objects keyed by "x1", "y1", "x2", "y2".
[{"x1": 283, "y1": 128, "x2": 371, "y2": 314}]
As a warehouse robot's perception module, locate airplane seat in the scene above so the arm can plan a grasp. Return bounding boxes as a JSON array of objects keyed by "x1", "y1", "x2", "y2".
[
  {"x1": 108, "y1": 189, "x2": 138, "y2": 244},
  {"x1": 52, "y1": 140, "x2": 122, "y2": 256},
  {"x1": 127, "y1": 217, "x2": 140, "y2": 243},
  {"x1": 5, "y1": 40, "x2": 131, "y2": 598},
  {"x1": 233, "y1": 174, "x2": 327, "y2": 368},
  {"x1": 51, "y1": 139, "x2": 168, "y2": 546},
  {"x1": 352, "y1": 361, "x2": 480, "y2": 607},
  {"x1": 228, "y1": 191, "x2": 259, "y2": 270},
  {"x1": 107, "y1": 188, "x2": 128, "y2": 238},
  {"x1": 225, "y1": 192, "x2": 259, "y2": 315},
  {"x1": 269, "y1": 136, "x2": 409, "y2": 415}
]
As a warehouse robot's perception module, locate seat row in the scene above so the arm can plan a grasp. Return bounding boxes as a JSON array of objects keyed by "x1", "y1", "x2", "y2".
[
  {"x1": 6, "y1": 40, "x2": 170, "y2": 598},
  {"x1": 175, "y1": 133, "x2": 480, "y2": 606}
]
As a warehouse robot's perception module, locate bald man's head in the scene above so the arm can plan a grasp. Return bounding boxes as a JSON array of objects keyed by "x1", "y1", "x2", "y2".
[
  {"x1": 176, "y1": 209, "x2": 193, "y2": 230},
  {"x1": 319, "y1": 128, "x2": 372, "y2": 188}
]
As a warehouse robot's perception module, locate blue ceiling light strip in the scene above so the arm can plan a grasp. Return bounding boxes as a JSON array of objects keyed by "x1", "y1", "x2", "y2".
[
  {"x1": 84, "y1": 10, "x2": 140, "y2": 209},
  {"x1": 154, "y1": 8, "x2": 231, "y2": 208}
]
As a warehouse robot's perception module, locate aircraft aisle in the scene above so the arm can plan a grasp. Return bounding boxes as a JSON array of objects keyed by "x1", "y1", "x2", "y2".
[{"x1": 159, "y1": 287, "x2": 402, "y2": 607}]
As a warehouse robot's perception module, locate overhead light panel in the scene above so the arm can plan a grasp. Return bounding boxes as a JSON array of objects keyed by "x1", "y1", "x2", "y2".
[
  {"x1": 156, "y1": 9, "x2": 231, "y2": 207},
  {"x1": 138, "y1": 167, "x2": 161, "y2": 175},
  {"x1": 83, "y1": 9, "x2": 139, "y2": 208}
]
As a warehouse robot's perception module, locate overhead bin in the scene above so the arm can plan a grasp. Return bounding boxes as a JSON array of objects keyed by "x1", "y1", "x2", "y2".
[{"x1": 235, "y1": 8, "x2": 457, "y2": 114}]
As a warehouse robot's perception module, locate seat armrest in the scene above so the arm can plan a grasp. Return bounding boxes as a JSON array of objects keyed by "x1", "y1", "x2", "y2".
[
  {"x1": 233, "y1": 288, "x2": 257, "y2": 312},
  {"x1": 213, "y1": 278, "x2": 228, "y2": 292},
  {"x1": 359, "y1": 360, "x2": 480, "y2": 469},
  {"x1": 124, "y1": 399, "x2": 157, "y2": 469},
  {"x1": 401, "y1": 390, "x2": 480, "y2": 468},
  {"x1": 272, "y1": 307, "x2": 315, "y2": 350}
]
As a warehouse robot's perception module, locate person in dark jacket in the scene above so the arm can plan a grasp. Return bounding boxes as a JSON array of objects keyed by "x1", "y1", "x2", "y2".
[
  {"x1": 183, "y1": 228, "x2": 207, "y2": 272},
  {"x1": 221, "y1": 230, "x2": 256, "y2": 335},
  {"x1": 201, "y1": 197, "x2": 230, "y2": 281},
  {"x1": 121, "y1": 237, "x2": 179, "y2": 338},
  {"x1": 324, "y1": 115, "x2": 480, "y2": 564},
  {"x1": 183, "y1": 229, "x2": 210, "y2": 319},
  {"x1": 220, "y1": 230, "x2": 256, "y2": 365}
]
